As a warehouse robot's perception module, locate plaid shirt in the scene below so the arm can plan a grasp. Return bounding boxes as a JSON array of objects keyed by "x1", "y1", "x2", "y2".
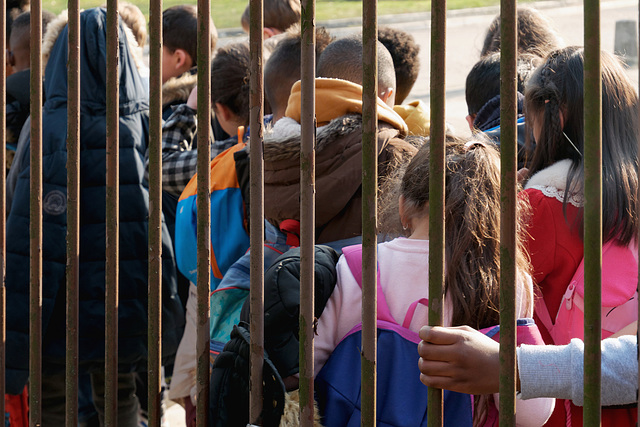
[{"x1": 146, "y1": 104, "x2": 239, "y2": 196}]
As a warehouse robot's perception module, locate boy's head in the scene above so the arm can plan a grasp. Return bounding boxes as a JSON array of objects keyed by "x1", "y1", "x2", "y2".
[
  {"x1": 377, "y1": 26, "x2": 420, "y2": 105},
  {"x1": 317, "y1": 35, "x2": 396, "y2": 106},
  {"x1": 264, "y1": 27, "x2": 333, "y2": 122},
  {"x1": 119, "y1": 2, "x2": 147, "y2": 49},
  {"x1": 9, "y1": 10, "x2": 55, "y2": 72},
  {"x1": 241, "y1": 0, "x2": 300, "y2": 38},
  {"x1": 465, "y1": 52, "x2": 540, "y2": 129},
  {"x1": 481, "y1": 7, "x2": 563, "y2": 58},
  {"x1": 162, "y1": 5, "x2": 218, "y2": 83}
]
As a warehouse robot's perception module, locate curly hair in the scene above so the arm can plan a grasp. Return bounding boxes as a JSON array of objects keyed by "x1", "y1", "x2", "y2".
[{"x1": 378, "y1": 26, "x2": 420, "y2": 105}]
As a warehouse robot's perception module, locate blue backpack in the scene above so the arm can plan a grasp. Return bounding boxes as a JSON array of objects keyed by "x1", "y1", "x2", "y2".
[{"x1": 315, "y1": 245, "x2": 474, "y2": 426}]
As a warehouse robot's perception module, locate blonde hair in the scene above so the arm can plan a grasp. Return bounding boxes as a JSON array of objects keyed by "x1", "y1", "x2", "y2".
[{"x1": 118, "y1": 2, "x2": 147, "y2": 48}]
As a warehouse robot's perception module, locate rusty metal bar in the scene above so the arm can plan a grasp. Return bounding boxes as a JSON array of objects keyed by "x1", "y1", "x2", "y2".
[
  {"x1": 498, "y1": 0, "x2": 517, "y2": 425},
  {"x1": 148, "y1": 0, "x2": 163, "y2": 424},
  {"x1": 248, "y1": 0, "x2": 265, "y2": 420},
  {"x1": 427, "y1": 0, "x2": 446, "y2": 425},
  {"x1": 65, "y1": 1, "x2": 81, "y2": 426},
  {"x1": 298, "y1": 0, "x2": 316, "y2": 422},
  {"x1": 29, "y1": 0, "x2": 43, "y2": 424},
  {"x1": 361, "y1": 0, "x2": 378, "y2": 423},
  {"x1": 195, "y1": 0, "x2": 212, "y2": 424},
  {"x1": 583, "y1": 0, "x2": 602, "y2": 423},
  {"x1": 0, "y1": 0, "x2": 6, "y2": 417},
  {"x1": 104, "y1": 0, "x2": 120, "y2": 425}
]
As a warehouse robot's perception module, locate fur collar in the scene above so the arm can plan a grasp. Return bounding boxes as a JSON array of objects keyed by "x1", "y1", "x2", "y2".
[
  {"x1": 42, "y1": 9, "x2": 143, "y2": 72},
  {"x1": 263, "y1": 114, "x2": 371, "y2": 162},
  {"x1": 162, "y1": 72, "x2": 197, "y2": 106},
  {"x1": 524, "y1": 159, "x2": 573, "y2": 191}
]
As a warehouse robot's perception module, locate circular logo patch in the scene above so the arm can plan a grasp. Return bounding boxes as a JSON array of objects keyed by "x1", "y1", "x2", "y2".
[{"x1": 43, "y1": 190, "x2": 67, "y2": 216}]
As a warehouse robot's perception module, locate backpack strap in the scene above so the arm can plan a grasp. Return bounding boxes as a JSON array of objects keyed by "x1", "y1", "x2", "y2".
[
  {"x1": 342, "y1": 245, "x2": 396, "y2": 324},
  {"x1": 403, "y1": 298, "x2": 429, "y2": 329}
]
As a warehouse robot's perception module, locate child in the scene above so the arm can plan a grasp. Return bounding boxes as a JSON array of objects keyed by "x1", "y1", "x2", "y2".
[
  {"x1": 264, "y1": 27, "x2": 334, "y2": 124},
  {"x1": 5, "y1": 10, "x2": 55, "y2": 170},
  {"x1": 4, "y1": 8, "x2": 184, "y2": 425},
  {"x1": 377, "y1": 26, "x2": 430, "y2": 137},
  {"x1": 240, "y1": 0, "x2": 300, "y2": 38},
  {"x1": 165, "y1": 42, "x2": 252, "y2": 420},
  {"x1": 313, "y1": 136, "x2": 554, "y2": 426},
  {"x1": 521, "y1": 47, "x2": 638, "y2": 426},
  {"x1": 464, "y1": 52, "x2": 541, "y2": 168},
  {"x1": 481, "y1": 7, "x2": 563, "y2": 58},
  {"x1": 156, "y1": 41, "x2": 250, "y2": 196}
]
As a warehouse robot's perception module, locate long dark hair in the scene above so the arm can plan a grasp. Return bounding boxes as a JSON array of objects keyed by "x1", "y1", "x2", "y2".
[
  {"x1": 525, "y1": 47, "x2": 639, "y2": 245},
  {"x1": 398, "y1": 136, "x2": 532, "y2": 329}
]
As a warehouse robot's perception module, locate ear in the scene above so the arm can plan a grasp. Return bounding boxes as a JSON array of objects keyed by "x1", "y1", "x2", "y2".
[
  {"x1": 174, "y1": 48, "x2": 193, "y2": 71},
  {"x1": 263, "y1": 27, "x2": 280, "y2": 39},
  {"x1": 379, "y1": 87, "x2": 395, "y2": 107},
  {"x1": 466, "y1": 114, "x2": 476, "y2": 131}
]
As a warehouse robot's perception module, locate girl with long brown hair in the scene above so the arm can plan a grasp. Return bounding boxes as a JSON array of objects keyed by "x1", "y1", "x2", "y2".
[{"x1": 313, "y1": 136, "x2": 554, "y2": 426}]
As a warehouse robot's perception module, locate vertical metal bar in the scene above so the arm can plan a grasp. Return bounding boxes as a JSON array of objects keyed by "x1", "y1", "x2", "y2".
[
  {"x1": 148, "y1": 0, "x2": 163, "y2": 424},
  {"x1": 427, "y1": 0, "x2": 446, "y2": 425},
  {"x1": 361, "y1": 0, "x2": 378, "y2": 424},
  {"x1": 0, "y1": 0, "x2": 7, "y2": 417},
  {"x1": 298, "y1": 0, "x2": 316, "y2": 423},
  {"x1": 65, "y1": 1, "x2": 81, "y2": 426},
  {"x1": 498, "y1": 1, "x2": 517, "y2": 426},
  {"x1": 248, "y1": 0, "x2": 265, "y2": 420},
  {"x1": 583, "y1": 0, "x2": 602, "y2": 423},
  {"x1": 637, "y1": 4, "x2": 640, "y2": 418},
  {"x1": 104, "y1": 1, "x2": 120, "y2": 424},
  {"x1": 195, "y1": 0, "x2": 212, "y2": 425},
  {"x1": 29, "y1": 1, "x2": 43, "y2": 424}
]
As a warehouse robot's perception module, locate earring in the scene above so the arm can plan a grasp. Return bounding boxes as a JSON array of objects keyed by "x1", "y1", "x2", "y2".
[{"x1": 402, "y1": 224, "x2": 408, "y2": 230}]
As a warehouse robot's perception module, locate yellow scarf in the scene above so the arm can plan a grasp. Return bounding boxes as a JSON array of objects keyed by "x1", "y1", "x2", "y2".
[{"x1": 285, "y1": 78, "x2": 408, "y2": 135}]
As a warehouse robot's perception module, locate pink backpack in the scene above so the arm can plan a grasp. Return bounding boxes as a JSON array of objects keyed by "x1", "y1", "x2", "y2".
[{"x1": 536, "y1": 240, "x2": 638, "y2": 345}]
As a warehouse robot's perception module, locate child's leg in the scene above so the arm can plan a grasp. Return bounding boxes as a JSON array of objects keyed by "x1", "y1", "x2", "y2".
[{"x1": 90, "y1": 372, "x2": 140, "y2": 427}]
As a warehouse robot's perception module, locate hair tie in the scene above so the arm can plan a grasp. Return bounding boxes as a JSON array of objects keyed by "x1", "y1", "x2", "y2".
[{"x1": 464, "y1": 140, "x2": 487, "y2": 151}]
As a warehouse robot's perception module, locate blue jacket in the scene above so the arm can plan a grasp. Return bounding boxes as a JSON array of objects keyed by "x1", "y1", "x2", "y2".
[{"x1": 4, "y1": 8, "x2": 184, "y2": 394}]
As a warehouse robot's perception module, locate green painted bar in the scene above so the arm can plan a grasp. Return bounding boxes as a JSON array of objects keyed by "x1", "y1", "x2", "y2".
[
  {"x1": 29, "y1": 1, "x2": 43, "y2": 424},
  {"x1": 361, "y1": 0, "x2": 378, "y2": 424},
  {"x1": 498, "y1": 1, "x2": 517, "y2": 426},
  {"x1": 147, "y1": 0, "x2": 164, "y2": 423},
  {"x1": 248, "y1": 0, "x2": 265, "y2": 419},
  {"x1": 195, "y1": 0, "x2": 212, "y2": 424},
  {"x1": 65, "y1": 0, "x2": 80, "y2": 425},
  {"x1": 427, "y1": 0, "x2": 446, "y2": 425},
  {"x1": 298, "y1": 0, "x2": 317, "y2": 422},
  {"x1": 104, "y1": 0, "x2": 120, "y2": 424},
  {"x1": 582, "y1": 0, "x2": 602, "y2": 423}
]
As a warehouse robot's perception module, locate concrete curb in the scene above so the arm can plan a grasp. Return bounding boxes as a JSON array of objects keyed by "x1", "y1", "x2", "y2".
[{"x1": 217, "y1": 0, "x2": 585, "y2": 38}]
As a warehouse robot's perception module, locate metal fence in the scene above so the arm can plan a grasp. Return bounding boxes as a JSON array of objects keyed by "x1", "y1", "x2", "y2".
[{"x1": 0, "y1": 0, "x2": 627, "y2": 424}]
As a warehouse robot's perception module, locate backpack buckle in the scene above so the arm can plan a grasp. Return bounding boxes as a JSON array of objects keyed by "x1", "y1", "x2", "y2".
[{"x1": 564, "y1": 282, "x2": 576, "y2": 310}]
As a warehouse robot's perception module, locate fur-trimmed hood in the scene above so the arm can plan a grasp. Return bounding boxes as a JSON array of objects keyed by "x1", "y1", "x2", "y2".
[
  {"x1": 263, "y1": 114, "x2": 400, "y2": 162},
  {"x1": 162, "y1": 71, "x2": 197, "y2": 107},
  {"x1": 263, "y1": 112, "x2": 414, "y2": 243},
  {"x1": 42, "y1": 8, "x2": 144, "y2": 73}
]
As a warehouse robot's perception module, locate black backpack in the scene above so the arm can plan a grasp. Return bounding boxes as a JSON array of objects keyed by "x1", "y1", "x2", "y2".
[{"x1": 209, "y1": 321, "x2": 286, "y2": 427}]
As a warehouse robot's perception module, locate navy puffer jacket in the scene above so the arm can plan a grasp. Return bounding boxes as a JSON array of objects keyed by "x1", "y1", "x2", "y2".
[{"x1": 5, "y1": 8, "x2": 184, "y2": 394}]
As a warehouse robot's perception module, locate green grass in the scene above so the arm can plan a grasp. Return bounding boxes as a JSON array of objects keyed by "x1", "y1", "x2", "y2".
[{"x1": 42, "y1": 0, "x2": 502, "y2": 30}]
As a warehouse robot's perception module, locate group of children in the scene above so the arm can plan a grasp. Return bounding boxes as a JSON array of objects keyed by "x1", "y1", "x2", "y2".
[{"x1": 1, "y1": 1, "x2": 638, "y2": 426}]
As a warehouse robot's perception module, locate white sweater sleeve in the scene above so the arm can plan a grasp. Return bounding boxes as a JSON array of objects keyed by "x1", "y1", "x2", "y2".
[
  {"x1": 517, "y1": 335, "x2": 638, "y2": 406},
  {"x1": 492, "y1": 273, "x2": 555, "y2": 427}
]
